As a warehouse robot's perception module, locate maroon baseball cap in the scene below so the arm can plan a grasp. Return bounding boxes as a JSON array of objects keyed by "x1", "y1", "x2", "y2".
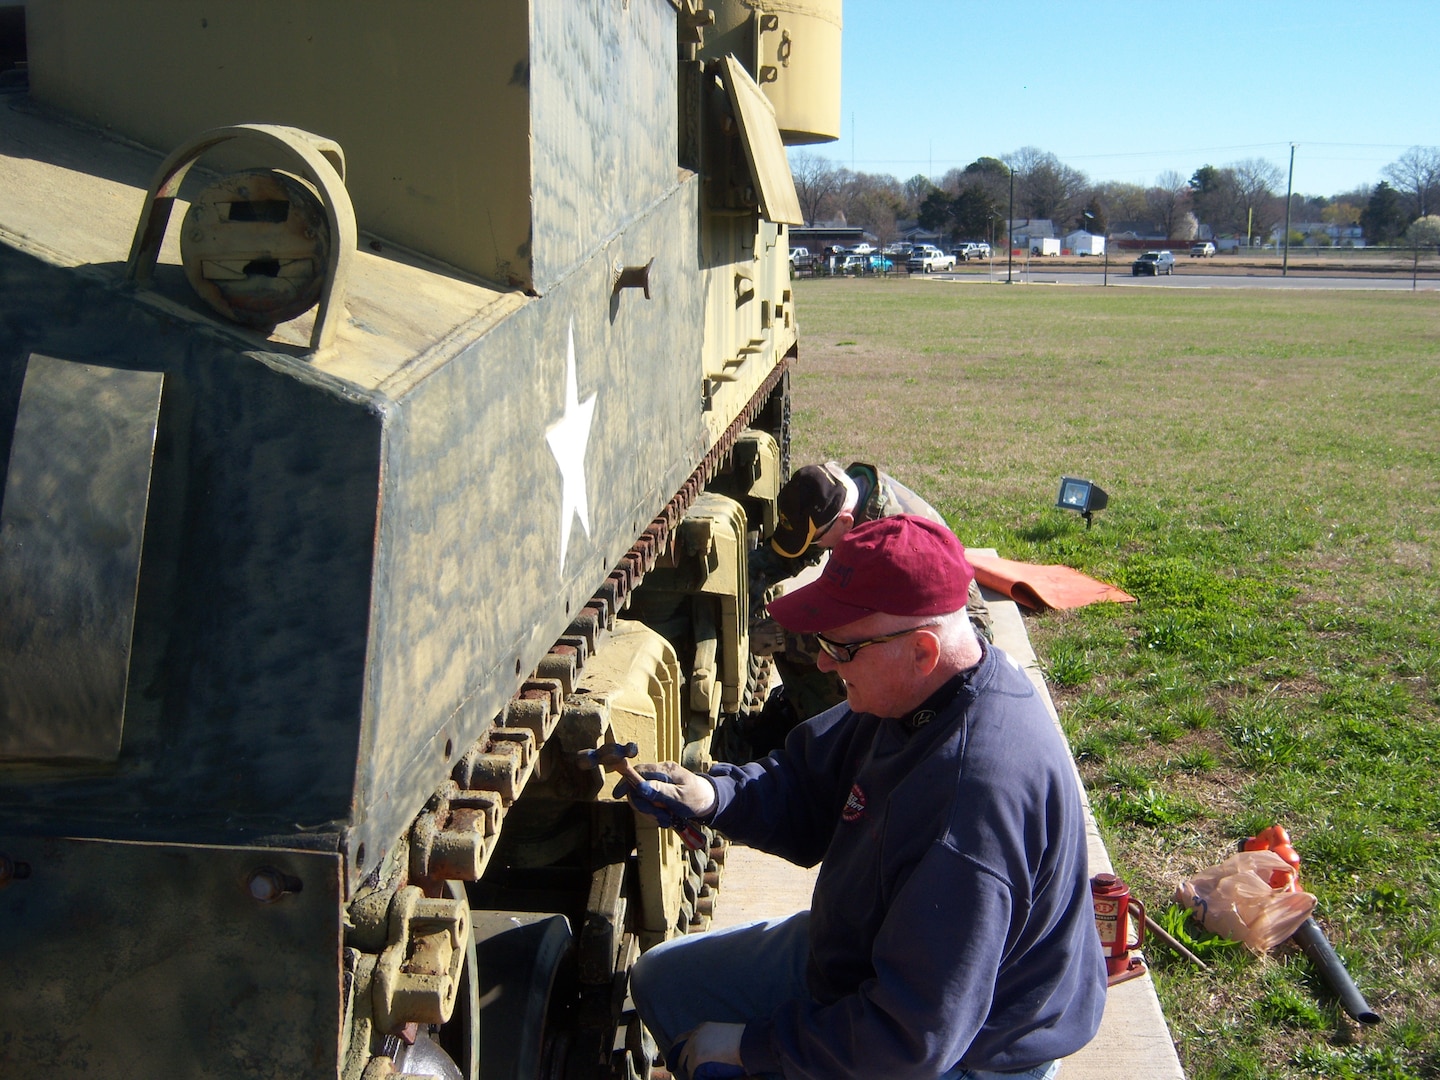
[{"x1": 765, "y1": 515, "x2": 975, "y2": 632}]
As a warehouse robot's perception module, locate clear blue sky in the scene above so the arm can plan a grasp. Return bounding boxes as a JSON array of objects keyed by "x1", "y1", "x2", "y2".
[{"x1": 811, "y1": 0, "x2": 1437, "y2": 198}]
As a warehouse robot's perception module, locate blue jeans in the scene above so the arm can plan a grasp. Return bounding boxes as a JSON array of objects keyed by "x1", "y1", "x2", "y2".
[{"x1": 628, "y1": 911, "x2": 1060, "y2": 1080}]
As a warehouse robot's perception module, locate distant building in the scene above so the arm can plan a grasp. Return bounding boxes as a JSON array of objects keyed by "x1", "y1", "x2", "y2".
[
  {"x1": 1108, "y1": 220, "x2": 1168, "y2": 243},
  {"x1": 1269, "y1": 221, "x2": 1367, "y2": 248},
  {"x1": 1005, "y1": 218, "x2": 1056, "y2": 247}
]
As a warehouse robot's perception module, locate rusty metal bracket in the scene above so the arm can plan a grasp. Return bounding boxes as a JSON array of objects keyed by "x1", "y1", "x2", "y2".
[{"x1": 124, "y1": 124, "x2": 356, "y2": 353}]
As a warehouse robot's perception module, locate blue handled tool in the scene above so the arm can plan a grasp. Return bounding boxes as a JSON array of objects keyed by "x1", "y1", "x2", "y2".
[{"x1": 576, "y1": 741, "x2": 705, "y2": 850}]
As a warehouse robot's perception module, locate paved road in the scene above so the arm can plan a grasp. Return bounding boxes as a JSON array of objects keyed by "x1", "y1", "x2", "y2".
[{"x1": 934, "y1": 266, "x2": 1440, "y2": 291}]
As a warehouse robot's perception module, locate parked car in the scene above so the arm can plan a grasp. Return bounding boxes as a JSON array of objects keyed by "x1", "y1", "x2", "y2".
[
  {"x1": 1190, "y1": 241, "x2": 1216, "y2": 257},
  {"x1": 839, "y1": 253, "x2": 894, "y2": 274},
  {"x1": 951, "y1": 242, "x2": 991, "y2": 262},
  {"x1": 850, "y1": 242, "x2": 875, "y2": 255},
  {"x1": 1131, "y1": 250, "x2": 1176, "y2": 276},
  {"x1": 789, "y1": 246, "x2": 810, "y2": 264},
  {"x1": 907, "y1": 248, "x2": 956, "y2": 273}
]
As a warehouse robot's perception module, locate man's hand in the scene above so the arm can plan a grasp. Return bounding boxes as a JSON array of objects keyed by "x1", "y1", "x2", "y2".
[
  {"x1": 672, "y1": 1021, "x2": 745, "y2": 1080},
  {"x1": 612, "y1": 760, "x2": 717, "y2": 824}
]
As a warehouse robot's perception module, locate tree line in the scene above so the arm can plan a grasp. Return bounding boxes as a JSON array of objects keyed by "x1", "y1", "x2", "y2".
[{"x1": 790, "y1": 145, "x2": 1440, "y2": 248}]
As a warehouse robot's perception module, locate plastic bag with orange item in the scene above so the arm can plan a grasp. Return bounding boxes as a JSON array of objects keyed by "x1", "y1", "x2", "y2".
[{"x1": 1174, "y1": 850, "x2": 1317, "y2": 952}]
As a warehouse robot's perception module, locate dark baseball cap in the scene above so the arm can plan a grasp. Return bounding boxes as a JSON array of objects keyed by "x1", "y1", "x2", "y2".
[
  {"x1": 765, "y1": 515, "x2": 975, "y2": 632},
  {"x1": 771, "y1": 464, "x2": 847, "y2": 558}
]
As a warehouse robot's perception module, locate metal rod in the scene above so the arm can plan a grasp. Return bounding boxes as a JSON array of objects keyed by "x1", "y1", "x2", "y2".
[
  {"x1": 1142, "y1": 912, "x2": 1208, "y2": 970},
  {"x1": 1292, "y1": 916, "x2": 1379, "y2": 1024}
]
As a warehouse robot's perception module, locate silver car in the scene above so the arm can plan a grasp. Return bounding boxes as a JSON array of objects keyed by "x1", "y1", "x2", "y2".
[{"x1": 1131, "y1": 250, "x2": 1176, "y2": 276}]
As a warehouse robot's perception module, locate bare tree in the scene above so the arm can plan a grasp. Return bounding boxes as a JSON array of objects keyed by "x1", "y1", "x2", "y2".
[
  {"x1": 788, "y1": 151, "x2": 841, "y2": 226},
  {"x1": 1145, "y1": 170, "x2": 1192, "y2": 239},
  {"x1": 937, "y1": 167, "x2": 968, "y2": 196},
  {"x1": 1232, "y1": 158, "x2": 1285, "y2": 243},
  {"x1": 1092, "y1": 181, "x2": 1149, "y2": 224},
  {"x1": 841, "y1": 172, "x2": 905, "y2": 239},
  {"x1": 1004, "y1": 147, "x2": 1088, "y2": 227},
  {"x1": 1383, "y1": 146, "x2": 1440, "y2": 220}
]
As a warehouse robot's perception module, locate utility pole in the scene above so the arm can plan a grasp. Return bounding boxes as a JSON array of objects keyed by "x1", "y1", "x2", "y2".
[
  {"x1": 1282, "y1": 143, "x2": 1296, "y2": 276},
  {"x1": 1007, "y1": 167, "x2": 1015, "y2": 284}
]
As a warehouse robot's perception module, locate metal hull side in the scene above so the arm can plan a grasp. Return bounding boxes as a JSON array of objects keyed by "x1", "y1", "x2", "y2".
[
  {"x1": 530, "y1": 0, "x2": 678, "y2": 292},
  {"x1": 0, "y1": 837, "x2": 345, "y2": 1078},
  {"x1": 355, "y1": 177, "x2": 793, "y2": 885},
  {"x1": 0, "y1": 245, "x2": 375, "y2": 842}
]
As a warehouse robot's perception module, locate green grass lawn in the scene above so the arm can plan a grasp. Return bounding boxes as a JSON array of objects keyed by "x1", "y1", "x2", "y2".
[{"x1": 789, "y1": 277, "x2": 1440, "y2": 1080}]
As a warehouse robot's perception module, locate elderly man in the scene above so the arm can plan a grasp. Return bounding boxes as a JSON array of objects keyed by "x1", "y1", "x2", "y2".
[{"x1": 625, "y1": 515, "x2": 1105, "y2": 1080}]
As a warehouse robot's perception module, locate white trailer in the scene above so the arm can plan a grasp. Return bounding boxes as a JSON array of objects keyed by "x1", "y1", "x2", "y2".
[
  {"x1": 1030, "y1": 237, "x2": 1061, "y2": 257},
  {"x1": 1069, "y1": 233, "x2": 1105, "y2": 257}
]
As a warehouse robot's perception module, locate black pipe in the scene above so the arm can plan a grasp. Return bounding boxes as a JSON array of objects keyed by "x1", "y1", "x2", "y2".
[{"x1": 1292, "y1": 917, "x2": 1379, "y2": 1025}]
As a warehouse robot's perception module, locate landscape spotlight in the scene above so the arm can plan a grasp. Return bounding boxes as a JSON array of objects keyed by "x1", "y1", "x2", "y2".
[{"x1": 1056, "y1": 476, "x2": 1108, "y2": 528}]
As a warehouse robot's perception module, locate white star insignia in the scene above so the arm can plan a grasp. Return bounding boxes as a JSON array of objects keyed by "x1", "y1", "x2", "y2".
[{"x1": 545, "y1": 320, "x2": 598, "y2": 573}]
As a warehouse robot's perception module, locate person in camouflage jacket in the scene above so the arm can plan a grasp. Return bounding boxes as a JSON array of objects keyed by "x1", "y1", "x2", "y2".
[{"x1": 746, "y1": 462, "x2": 991, "y2": 755}]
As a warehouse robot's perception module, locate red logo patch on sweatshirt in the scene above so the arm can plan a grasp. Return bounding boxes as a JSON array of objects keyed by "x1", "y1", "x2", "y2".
[{"x1": 842, "y1": 783, "x2": 866, "y2": 822}]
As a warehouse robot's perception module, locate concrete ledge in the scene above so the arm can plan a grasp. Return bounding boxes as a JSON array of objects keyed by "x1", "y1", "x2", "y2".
[{"x1": 976, "y1": 551, "x2": 1186, "y2": 1080}]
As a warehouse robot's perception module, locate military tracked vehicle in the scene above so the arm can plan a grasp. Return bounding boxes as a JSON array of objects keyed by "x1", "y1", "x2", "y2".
[{"x1": 0, "y1": 2, "x2": 841, "y2": 1076}]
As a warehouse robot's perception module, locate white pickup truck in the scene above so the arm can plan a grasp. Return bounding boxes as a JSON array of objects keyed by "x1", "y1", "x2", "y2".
[{"x1": 906, "y1": 247, "x2": 956, "y2": 273}]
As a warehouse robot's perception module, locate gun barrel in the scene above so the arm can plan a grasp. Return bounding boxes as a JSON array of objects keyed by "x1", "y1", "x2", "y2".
[{"x1": 1293, "y1": 917, "x2": 1379, "y2": 1024}]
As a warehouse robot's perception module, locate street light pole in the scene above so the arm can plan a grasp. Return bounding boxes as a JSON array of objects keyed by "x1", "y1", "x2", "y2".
[{"x1": 1083, "y1": 210, "x2": 1109, "y2": 287}]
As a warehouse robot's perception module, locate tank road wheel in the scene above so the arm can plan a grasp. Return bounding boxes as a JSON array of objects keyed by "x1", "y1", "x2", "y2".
[{"x1": 472, "y1": 911, "x2": 577, "y2": 1080}]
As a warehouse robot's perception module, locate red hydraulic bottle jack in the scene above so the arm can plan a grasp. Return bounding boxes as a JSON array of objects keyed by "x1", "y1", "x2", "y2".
[{"x1": 1091, "y1": 872, "x2": 1147, "y2": 985}]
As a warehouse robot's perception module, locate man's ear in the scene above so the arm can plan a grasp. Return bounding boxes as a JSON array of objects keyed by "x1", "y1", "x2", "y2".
[
  {"x1": 834, "y1": 509, "x2": 856, "y2": 534},
  {"x1": 911, "y1": 628, "x2": 942, "y2": 676}
]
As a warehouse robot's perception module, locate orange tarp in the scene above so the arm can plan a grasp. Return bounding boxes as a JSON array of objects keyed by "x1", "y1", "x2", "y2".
[{"x1": 968, "y1": 553, "x2": 1136, "y2": 612}]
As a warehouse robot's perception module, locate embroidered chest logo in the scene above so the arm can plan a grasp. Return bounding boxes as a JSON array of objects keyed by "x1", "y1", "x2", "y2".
[
  {"x1": 842, "y1": 783, "x2": 867, "y2": 822},
  {"x1": 909, "y1": 709, "x2": 936, "y2": 730}
]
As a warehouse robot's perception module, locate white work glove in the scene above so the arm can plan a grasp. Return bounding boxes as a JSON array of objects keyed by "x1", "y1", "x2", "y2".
[
  {"x1": 612, "y1": 760, "x2": 717, "y2": 821},
  {"x1": 672, "y1": 1020, "x2": 746, "y2": 1080}
]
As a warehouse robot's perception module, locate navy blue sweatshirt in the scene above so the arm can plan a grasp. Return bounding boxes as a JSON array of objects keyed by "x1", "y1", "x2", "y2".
[{"x1": 705, "y1": 643, "x2": 1106, "y2": 1078}]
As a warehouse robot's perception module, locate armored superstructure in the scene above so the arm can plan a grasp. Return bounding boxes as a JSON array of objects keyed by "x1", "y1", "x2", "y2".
[{"x1": 0, "y1": 2, "x2": 841, "y2": 1076}]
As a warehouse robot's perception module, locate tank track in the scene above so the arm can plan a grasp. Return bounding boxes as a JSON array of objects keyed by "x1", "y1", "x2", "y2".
[{"x1": 468, "y1": 357, "x2": 790, "y2": 798}]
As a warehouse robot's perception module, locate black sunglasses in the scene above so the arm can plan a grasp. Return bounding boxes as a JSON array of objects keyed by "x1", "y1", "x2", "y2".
[{"x1": 814, "y1": 622, "x2": 939, "y2": 664}]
